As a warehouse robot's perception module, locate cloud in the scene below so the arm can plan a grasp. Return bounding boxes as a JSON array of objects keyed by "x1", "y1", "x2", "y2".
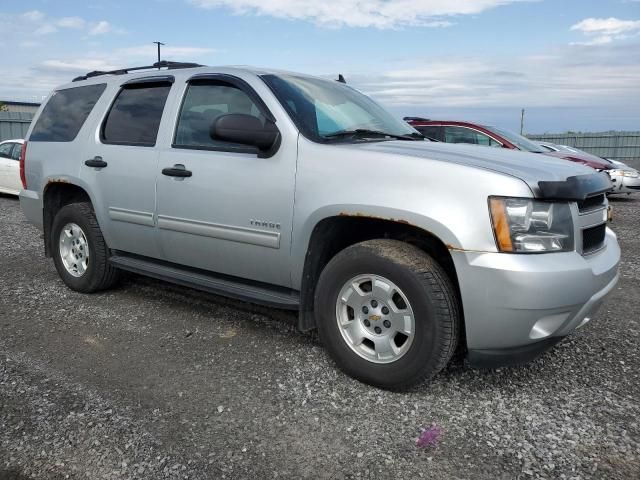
[
  {"x1": 571, "y1": 17, "x2": 640, "y2": 35},
  {"x1": 7, "y1": 36, "x2": 640, "y2": 113},
  {"x1": 57, "y1": 17, "x2": 86, "y2": 29},
  {"x1": 22, "y1": 10, "x2": 45, "y2": 22},
  {"x1": 34, "y1": 44, "x2": 215, "y2": 77},
  {"x1": 189, "y1": 0, "x2": 527, "y2": 28},
  {"x1": 1, "y1": 7, "x2": 638, "y2": 119},
  {"x1": 0, "y1": 41, "x2": 214, "y2": 100},
  {"x1": 0, "y1": 10, "x2": 121, "y2": 38},
  {"x1": 116, "y1": 45, "x2": 215, "y2": 58},
  {"x1": 34, "y1": 24, "x2": 58, "y2": 35},
  {"x1": 570, "y1": 17, "x2": 640, "y2": 45},
  {"x1": 344, "y1": 42, "x2": 640, "y2": 109},
  {"x1": 40, "y1": 59, "x2": 119, "y2": 73},
  {"x1": 89, "y1": 20, "x2": 112, "y2": 35},
  {"x1": 19, "y1": 40, "x2": 41, "y2": 48}
]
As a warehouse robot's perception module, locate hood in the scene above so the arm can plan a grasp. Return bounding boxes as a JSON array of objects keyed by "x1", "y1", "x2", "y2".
[
  {"x1": 543, "y1": 151, "x2": 611, "y2": 170},
  {"x1": 346, "y1": 140, "x2": 612, "y2": 200},
  {"x1": 607, "y1": 159, "x2": 636, "y2": 171}
]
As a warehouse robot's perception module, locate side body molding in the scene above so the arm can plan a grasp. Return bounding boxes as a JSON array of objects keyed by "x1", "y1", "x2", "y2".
[{"x1": 156, "y1": 215, "x2": 281, "y2": 249}]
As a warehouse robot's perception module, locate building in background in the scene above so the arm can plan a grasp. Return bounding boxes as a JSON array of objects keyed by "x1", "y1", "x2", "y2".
[
  {"x1": 0, "y1": 100, "x2": 40, "y2": 142},
  {"x1": 0, "y1": 100, "x2": 40, "y2": 115}
]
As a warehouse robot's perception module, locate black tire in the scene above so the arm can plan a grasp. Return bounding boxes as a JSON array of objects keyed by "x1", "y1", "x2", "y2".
[
  {"x1": 315, "y1": 239, "x2": 459, "y2": 390},
  {"x1": 51, "y1": 202, "x2": 120, "y2": 293}
]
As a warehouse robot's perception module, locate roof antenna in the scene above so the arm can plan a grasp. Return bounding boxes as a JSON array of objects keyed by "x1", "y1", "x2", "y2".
[
  {"x1": 337, "y1": 74, "x2": 346, "y2": 84},
  {"x1": 153, "y1": 41, "x2": 165, "y2": 69}
]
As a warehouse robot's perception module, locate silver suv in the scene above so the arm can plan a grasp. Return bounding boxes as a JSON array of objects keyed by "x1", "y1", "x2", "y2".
[{"x1": 19, "y1": 62, "x2": 620, "y2": 389}]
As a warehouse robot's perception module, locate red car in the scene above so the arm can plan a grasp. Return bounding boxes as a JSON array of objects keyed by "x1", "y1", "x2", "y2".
[{"x1": 405, "y1": 117, "x2": 612, "y2": 171}]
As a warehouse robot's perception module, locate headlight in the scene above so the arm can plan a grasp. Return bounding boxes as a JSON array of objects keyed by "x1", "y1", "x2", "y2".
[
  {"x1": 489, "y1": 197, "x2": 574, "y2": 253},
  {"x1": 610, "y1": 169, "x2": 639, "y2": 178}
]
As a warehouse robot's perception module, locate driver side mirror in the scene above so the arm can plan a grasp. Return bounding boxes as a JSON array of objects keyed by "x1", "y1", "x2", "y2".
[{"x1": 210, "y1": 114, "x2": 280, "y2": 154}]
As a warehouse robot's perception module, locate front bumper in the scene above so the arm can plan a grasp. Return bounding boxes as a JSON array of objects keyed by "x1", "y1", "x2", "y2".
[
  {"x1": 609, "y1": 173, "x2": 640, "y2": 194},
  {"x1": 452, "y1": 228, "x2": 620, "y2": 367}
]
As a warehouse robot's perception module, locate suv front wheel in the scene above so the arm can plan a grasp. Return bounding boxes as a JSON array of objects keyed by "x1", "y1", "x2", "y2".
[
  {"x1": 51, "y1": 202, "x2": 120, "y2": 293},
  {"x1": 315, "y1": 239, "x2": 459, "y2": 390}
]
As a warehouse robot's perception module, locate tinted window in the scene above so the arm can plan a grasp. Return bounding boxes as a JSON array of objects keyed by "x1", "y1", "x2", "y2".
[
  {"x1": 102, "y1": 83, "x2": 171, "y2": 146},
  {"x1": 0, "y1": 143, "x2": 13, "y2": 158},
  {"x1": 30, "y1": 84, "x2": 106, "y2": 142},
  {"x1": 416, "y1": 126, "x2": 443, "y2": 141},
  {"x1": 444, "y1": 126, "x2": 501, "y2": 147},
  {"x1": 174, "y1": 81, "x2": 264, "y2": 150}
]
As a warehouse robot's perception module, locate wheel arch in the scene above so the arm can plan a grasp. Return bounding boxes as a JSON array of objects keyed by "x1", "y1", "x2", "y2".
[
  {"x1": 42, "y1": 178, "x2": 97, "y2": 257},
  {"x1": 296, "y1": 207, "x2": 465, "y2": 348}
]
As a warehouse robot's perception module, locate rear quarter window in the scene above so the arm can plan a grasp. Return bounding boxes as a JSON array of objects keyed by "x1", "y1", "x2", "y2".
[{"x1": 29, "y1": 84, "x2": 107, "y2": 142}]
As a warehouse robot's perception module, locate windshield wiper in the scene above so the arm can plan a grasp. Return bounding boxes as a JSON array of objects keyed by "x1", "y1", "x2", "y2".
[{"x1": 323, "y1": 129, "x2": 421, "y2": 141}]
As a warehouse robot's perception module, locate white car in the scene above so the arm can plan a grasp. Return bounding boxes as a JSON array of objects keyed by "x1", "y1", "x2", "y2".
[
  {"x1": 538, "y1": 142, "x2": 640, "y2": 195},
  {"x1": 0, "y1": 139, "x2": 24, "y2": 195}
]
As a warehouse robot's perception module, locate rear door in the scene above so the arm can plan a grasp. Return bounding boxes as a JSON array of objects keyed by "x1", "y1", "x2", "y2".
[{"x1": 80, "y1": 77, "x2": 173, "y2": 259}]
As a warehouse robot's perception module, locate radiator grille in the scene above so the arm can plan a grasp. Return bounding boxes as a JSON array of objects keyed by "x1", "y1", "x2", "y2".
[
  {"x1": 582, "y1": 224, "x2": 606, "y2": 254},
  {"x1": 577, "y1": 194, "x2": 605, "y2": 214}
]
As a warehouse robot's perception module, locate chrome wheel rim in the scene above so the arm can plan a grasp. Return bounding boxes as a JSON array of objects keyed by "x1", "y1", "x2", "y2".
[
  {"x1": 59, "y1": 222, "x2": 89, "y2": 277},
  {"x1": 336, "y1": 274, "x2": 415, "y2": 364}
]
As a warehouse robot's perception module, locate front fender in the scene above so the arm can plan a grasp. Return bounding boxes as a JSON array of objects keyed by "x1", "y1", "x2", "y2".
[{"x1": 290, "y1": 204, "x2": 463, "y2": 287}]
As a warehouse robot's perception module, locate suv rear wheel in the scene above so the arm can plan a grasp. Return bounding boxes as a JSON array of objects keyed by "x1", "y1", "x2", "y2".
[
  {"x1": 51, "y1": 202, "x2": 120, "y2": 292},
  {"x1": 315, "y1": 239, "x2": 459, "y2": 390}
]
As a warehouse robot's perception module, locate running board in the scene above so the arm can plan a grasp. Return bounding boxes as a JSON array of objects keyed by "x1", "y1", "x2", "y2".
[{"x1": 109, "y1": 254, "x2": 300, "y2": 310}]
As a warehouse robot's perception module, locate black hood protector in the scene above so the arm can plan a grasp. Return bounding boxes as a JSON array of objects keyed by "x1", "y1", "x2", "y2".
[{"x1": 537, "y1": 172, "x2": 612, "y2": 201}]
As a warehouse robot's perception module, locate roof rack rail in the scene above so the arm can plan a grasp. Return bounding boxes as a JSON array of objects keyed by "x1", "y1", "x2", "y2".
[
  {"x1": 403, "y1": 116, "x2": 430, "y2": 122},
  {"x1": 72, "y1": 60, "x2": 204, "y2": 82}
]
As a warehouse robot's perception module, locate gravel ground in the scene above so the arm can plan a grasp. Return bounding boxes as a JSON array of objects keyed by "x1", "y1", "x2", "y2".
[{"x1": 0, "y1": 193, "x2": 638, "y2": 480}]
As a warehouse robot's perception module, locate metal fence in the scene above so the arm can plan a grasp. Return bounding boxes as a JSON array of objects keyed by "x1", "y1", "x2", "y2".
[
  {"x1": 527, "y1": 132, "x2": 640, "y2": 169},
  {"x1": 0, "y1": 112, "x2": 33, "y2": 142}
]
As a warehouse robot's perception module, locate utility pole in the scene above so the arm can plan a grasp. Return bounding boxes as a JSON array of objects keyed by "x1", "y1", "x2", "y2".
[
  {"x1": 153, "y1": 41, "x2": 165, "y2": 67},
  {"x1": 520, "y1": 108, "x2": 525, "y2": 135}
]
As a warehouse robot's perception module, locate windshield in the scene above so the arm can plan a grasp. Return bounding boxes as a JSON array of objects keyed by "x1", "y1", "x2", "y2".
[
  {"x1": 537, "y1": 143, "x2": 558, "y2": 152},
  {"x1": 261, "y1": 74, "x2": 422, "y2": 143},
  {"x1": 484, "y1": 126, "x2": 545, "y2": 153}
]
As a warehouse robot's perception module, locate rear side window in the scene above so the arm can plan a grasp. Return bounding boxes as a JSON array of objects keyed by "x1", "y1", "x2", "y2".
[
  {"x1": 102, "y1": 82, "x2": 171, "y2": 147},
  {"x1": 30, "y1": 84, "x2": 106, "y2": 142}
]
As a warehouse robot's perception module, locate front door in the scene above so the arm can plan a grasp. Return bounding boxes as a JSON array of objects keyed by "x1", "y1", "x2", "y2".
[{"x1": 155, "y1": 75, "x2": 296, "y2": 287}]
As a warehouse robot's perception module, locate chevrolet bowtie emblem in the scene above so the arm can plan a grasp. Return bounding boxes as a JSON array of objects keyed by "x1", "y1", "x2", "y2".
[{"x1": 369, "y1": 315, "x2": 381, "y2": 322}]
